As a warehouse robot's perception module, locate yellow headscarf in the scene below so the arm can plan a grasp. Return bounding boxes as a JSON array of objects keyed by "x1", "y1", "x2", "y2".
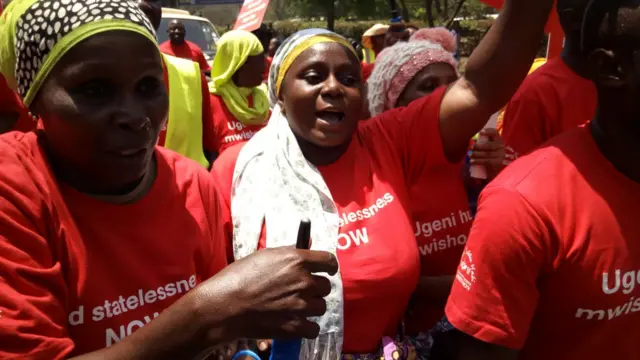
[
  {"x1": 209, "y1": 30, "x2": 269, "y2": 126},
  {"x1": 0, "y1": 0, "x2": 157, "y2": 106}
]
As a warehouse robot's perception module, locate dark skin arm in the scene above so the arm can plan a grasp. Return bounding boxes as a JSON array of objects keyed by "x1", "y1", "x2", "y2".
[
  {"x1": 66, "y1": 247, "x2": 338, "y2": 360},
  {"x1": 439, "y1": 0, "x2": 555, "y2": 163},
  {"x1": 411, "y1": 275, "x2": 454, "y2": 310},
  {"x1": 0, "y1": 111, "x2": 20, "y2": 134},
  {"x1": 457, "y1": 333, "x2": 518, "y2": 360}
]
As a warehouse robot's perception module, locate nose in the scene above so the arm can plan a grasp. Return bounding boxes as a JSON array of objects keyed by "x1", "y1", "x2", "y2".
[
  {"x1": 112, "y1": 94, "x2": 150, "y2": 132},
  {"x1": 320, "y1": 73, "x2": 344, "y2": 98}
]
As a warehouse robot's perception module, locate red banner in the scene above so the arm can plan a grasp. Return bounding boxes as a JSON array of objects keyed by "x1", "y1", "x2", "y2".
[
  {"x1": 233, "y1": 0, "x2": 270, "y2": 32},
  {"x1": 480, "y1": 0, "x2": 564, "y2": 58}
]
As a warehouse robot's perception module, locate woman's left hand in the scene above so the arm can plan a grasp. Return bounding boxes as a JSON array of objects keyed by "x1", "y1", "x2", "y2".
[{"x1": 469, "y1": 128, "x2": 506, "y2": 180}]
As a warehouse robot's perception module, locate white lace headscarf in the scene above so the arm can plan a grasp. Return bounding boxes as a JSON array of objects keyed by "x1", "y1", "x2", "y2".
[{"x1": 231, "y1": 29, "x2": 357, "y2": 360}]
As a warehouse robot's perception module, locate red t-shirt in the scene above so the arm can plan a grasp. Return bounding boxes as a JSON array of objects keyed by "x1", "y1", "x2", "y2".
[
  {"x1": 159, "y1": 40, "x2": 211, "y2": 72},
  {"x1": 446, "y1": 125, "x2": 640, "y2": 359},
  {"x1": 0, "y1": 74, "x2": 32, "y2": 132},
  {"x1": 210, "y1": 94, "x2": 267, "y2": 154},
  {"x1": 501, "y1": 57, "x2": 597, "y2": 160},
  {"x1": 158, "y1": 64, "x2": 216, "y2": 153},
  {"x1": 263, "y1": 56, "x2": 272, "y2": 82},
  {"x1": 404, "y1": 161, "x2": 472, "y2": 334},
  {"x1": 212, "y1": 87, "x2": 449, "y2": 353},
  {"x1": 361, "y1": 62, "x2": 375, "y2": 83},
  {"x1": 0, "y1": 132, "x2": 228, "y2": 358}
]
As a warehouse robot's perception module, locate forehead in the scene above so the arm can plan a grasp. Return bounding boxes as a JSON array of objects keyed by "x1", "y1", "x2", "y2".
[
  {"x1": 289, "y1": 42, "x2": 358, "y2": 69},
  {"x1": 56, "y1": 31, "x2": 160, "y2": 71}
]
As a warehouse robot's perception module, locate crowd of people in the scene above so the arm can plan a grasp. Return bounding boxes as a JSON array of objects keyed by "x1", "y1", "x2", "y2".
[{"x1": 0, "y1": 0, "x2": 638, "y2": 359}]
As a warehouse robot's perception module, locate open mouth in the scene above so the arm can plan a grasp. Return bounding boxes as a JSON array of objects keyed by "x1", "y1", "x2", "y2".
[{"x1": 316, "y1": 111, "x2": 345, "y2": 124}]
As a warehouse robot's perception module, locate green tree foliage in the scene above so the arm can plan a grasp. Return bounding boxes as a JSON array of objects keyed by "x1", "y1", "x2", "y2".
[{"x1": 265, "y1": 0, "x2": 494, "y2": 23}]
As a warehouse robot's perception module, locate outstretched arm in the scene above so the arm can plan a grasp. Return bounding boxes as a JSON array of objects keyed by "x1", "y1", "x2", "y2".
[{"x1": 439, "y1": 0, "x2": 555, "y2": 163}]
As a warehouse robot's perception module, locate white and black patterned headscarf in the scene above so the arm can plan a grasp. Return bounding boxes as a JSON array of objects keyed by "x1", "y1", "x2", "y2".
[{"x1": 0, "y1": 0, "x2": 156, "y2": 105}]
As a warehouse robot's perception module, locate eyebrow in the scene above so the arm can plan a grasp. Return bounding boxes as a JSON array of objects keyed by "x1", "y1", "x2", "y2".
[{"x1": 61, "y1": 59, "x2": 162, "y2": 78}]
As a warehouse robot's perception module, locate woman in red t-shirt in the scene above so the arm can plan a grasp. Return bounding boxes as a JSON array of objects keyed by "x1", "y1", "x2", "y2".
[
  {"x1": 366, "y1": 27, "x2": 505, "y2": 352},
  {"x1": 0, "y1": 1, "x2": 337, "y2": 359},
  {"x1": 212, "y1": 0, "x2": 554, "y2": 356},
  {"x1": 208, "y1": 30, "x2": 270, "y2": 155}
]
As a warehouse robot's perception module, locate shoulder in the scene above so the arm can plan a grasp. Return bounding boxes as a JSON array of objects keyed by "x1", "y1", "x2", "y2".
[
  {"x1": 488, "y1": 127, "x2": 592, "y2": 203},
  {"x1": 156, "y1": 147, "x2": 216, "y2": 193},
  {"x1": 187, "y1": 41, "x2": 203, "y2": 51},
  {"x1": 0, "y1": 132, "x2": 54, "y2": 219},
  {"x1": 211, "y1": 143, "x2": 245, "y2": 180},
  {"x1": 0, "y1": 132, "x2": 45, "y2": 180},
  {"x1": 211, "y1": 142, "x2": 245, "y2": 204}
]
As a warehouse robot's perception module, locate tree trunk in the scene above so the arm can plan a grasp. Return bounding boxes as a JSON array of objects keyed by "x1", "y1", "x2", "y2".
[
  {"x1": 398, "y1": 0, "x2": 411, "y2": 22},
  {"x1": 445, "y1": 0, "x2": 467, "y2": 28},
  {"x1": 444, "y1": 0, "x2": 449, "y2": 18},
  {"x1": 425, "y1": 0, "x2": 436, "y2": 27},
  {"x1": 326, "y1": 0, "x2": 335, "y2": 31}
]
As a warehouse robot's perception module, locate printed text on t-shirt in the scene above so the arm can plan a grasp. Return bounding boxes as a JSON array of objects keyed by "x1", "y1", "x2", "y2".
[
  {"x1": 225, "y1": 121, "x2": 258, "y2": 144},
  {"x1": 67, "y1": 275, "x2": 197, "y2": 347},
  {"x1": 337, "y1": 193, "x2": 394, "y2": 251},
  {"x1": 575, "y1": 269, "x2": 640, "y2": 322},
  {"x1": 415, "y1": 209, "x2": 473, "y2": 256}
]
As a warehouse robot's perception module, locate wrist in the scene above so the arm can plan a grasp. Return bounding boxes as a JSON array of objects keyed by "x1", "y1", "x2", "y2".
[{"x1": 190, "y1": 284, "x2": 238, "y2": 345}]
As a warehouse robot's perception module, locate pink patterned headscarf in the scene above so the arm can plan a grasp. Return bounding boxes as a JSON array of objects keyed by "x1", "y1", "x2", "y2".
[{"x1": 367, "y1": 27, "x2": 459, "y2": 117}]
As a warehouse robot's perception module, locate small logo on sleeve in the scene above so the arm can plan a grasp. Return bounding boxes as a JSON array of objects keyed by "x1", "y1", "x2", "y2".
[{"x1": 455, "y1": 249, "x2": 476, "y2": 291}]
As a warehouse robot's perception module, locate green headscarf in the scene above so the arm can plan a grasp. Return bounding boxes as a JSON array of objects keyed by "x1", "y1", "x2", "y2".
[
  {"x1": 0, "y1": 0, "x2": 157, "y2": 106},
  {"x1": 208, "y1": 30, "x2": 269, "y2": 126}
]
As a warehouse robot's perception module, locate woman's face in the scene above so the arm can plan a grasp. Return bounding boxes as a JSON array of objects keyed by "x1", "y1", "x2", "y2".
[
  {"x1": 279, "y1": 42, "x2": 363, "y2": 148},
  {"x1": 31, "y1": 31, "x2": 168, "y2": 193},
  {"x1": 233, "y1": 54, "x2": 266, "y2": 88},
  {"x1": 395, "y1": 62, "x2": 458, "y2": 107}
]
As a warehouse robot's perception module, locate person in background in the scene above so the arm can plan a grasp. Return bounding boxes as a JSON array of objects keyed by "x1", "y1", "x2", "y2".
[
  {"x1": 348, "y1": 37, "x2": 365, "y2": 62},
  {"x1": 0, "y1": 69, "x2": 30, "y2": 133},
  {"x1": 367, "y1": 27, "x2": 505, "y2": 358},
  {"x1": 264, "y1": 36, "x2": 281, "y2": 82},
  {"x1": 495, "y1": 57, "x2": 547, "y2": 138},
  {"x1": 0, "y1": 0, "x2": 30, "y2": 134},
  {"x1": 268, "y1": 36, "x2": 281, "y2": 59},
  {"x1": 139, "y1": 0, "x2": 217, "y2": 168},
  {"x1": 361, "y1": 23, "x2": 389, "y2": 81},
  {"x1": 450, "y1": 22, "x2": 462, "y2": 61},
  {"x1": 0, "y1": 1, "x2": 338, "y2": 359},
  {"x1": 500, "y1": 0, "x2": 597, "y2": 159},
  {"x1": 406, "y1": 24, "x2": 419, "y2": 38},
  {"x1": 252, "y1": 24, "x2": 273, "y2": 83},
  {"x1": 208, "y1": 30, "x2": 269, "y2": 155},
  {"x1": 446, "y1": 1, "x2": 640, "y2": 359},
  {"x1": 385, "y1": 23, "x2": 411, "y2": 48},
  {"x1": 212, "y1": 0, "x2": 553, "y2": 355},
  {"x1": 159, "y1": 19, "x2": 212, "y2": 75}
]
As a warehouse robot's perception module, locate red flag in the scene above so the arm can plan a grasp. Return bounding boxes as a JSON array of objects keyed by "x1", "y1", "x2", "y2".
[{"x1": 233, "y1": 0, "x2": 270, "y2": 32}]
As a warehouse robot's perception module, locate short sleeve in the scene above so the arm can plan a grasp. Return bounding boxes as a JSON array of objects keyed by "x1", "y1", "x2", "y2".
[
  {"x1": 501, "y1": 90, "x2": 552, "y2": 159},
  {"x1": 361, "y1": 86, "x2": 448, "y2": 183},
  {"x1": 194, "y1": 47, "x2": 211, "y2": 72},
  {"x1": 200, "y1": 74, "x2": 217, "y2": 153},
  {"x1": 445, "y1": 185, "x2": 552, "y2": 350},
  {"x1": 0, "y1": 144, "x2": 74, "y2": 359}
]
